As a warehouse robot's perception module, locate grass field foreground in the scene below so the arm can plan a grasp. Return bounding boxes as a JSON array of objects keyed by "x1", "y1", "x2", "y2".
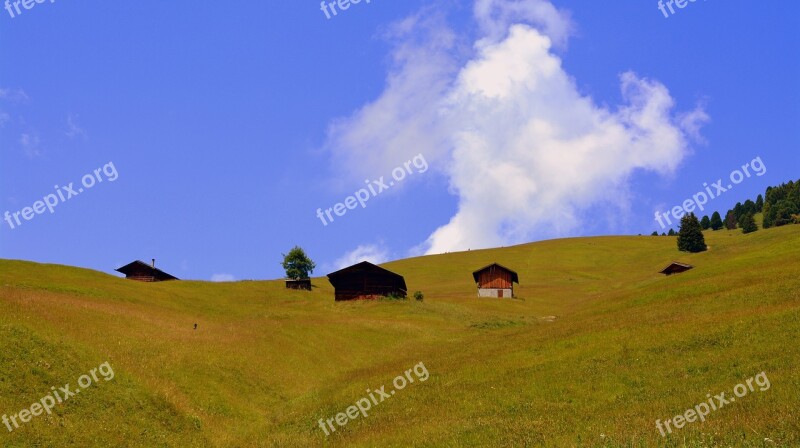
[{"x1": 1, "y1": 225, "x2": 799, "y2": 447}]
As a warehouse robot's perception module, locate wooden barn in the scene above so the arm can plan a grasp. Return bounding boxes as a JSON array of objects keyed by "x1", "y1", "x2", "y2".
[
  {"x1": 285, "y1": 279, "x2": 312, "y2": 291},
  {"x1": 115, "y1": 259, "x2": 178, "y2": 282},
  {"x1": 327, "y1": 261, "x2": 407, "y2": 301},
  {"x1": 659, "y1": 261, "x2": 693, "y2": 276},
  {"x1": 472, "y1": 263, "x2": 518, "y2": 298}
]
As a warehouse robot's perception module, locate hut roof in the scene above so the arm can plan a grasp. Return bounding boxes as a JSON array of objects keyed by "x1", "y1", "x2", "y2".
[
  {"x1": 115, "y1": 260, "x2": 179, "y2": 281},
  {"x1": 327, "y1": 261, "x2": 407, "y2": 291},
  {"x1": 472, "y1": 263, "x2": 519, "y2": 284},
  {"x1": 659, "y1": 261, "x2": 694, "y2": 275}
]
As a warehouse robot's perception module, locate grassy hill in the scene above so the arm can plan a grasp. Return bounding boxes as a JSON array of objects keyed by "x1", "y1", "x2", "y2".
[{"x1": 1, "y1": 225, "x2": 799, "y2": 447}]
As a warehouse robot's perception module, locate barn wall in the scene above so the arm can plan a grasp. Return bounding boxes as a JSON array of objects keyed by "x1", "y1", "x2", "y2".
[
  {"x1": 476, "y1": 269, "x2": 513, "y2": 289},
  {"x1": 335, "y1": 292, "x2": 401, "y2": 301},
  {"x1": 286, "y1": 279, "x2": 312, "y2": 290},
  {"x1": 127, "y1": 275, "x2": 156, "y2": 282},
  {"x1": 121, "y1": 265, "x2": 176, "y2": 282},
  {"x1": 123, "y1": 265, "x2": 156, "y2": 282},
  {"x1": 477, "y1": 288, "x2": 513, "y2": 298},
  {"x1": 331, "y1": 272, "x2": 407, "y2": 301},
  {"x1": 334, "y1": 288, "x2": 405, "y2": 301}
]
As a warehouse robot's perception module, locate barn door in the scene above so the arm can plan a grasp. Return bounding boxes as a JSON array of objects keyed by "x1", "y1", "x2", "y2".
[{"x1": 498, "y1": 290, "x2": 504, "y2": 298}]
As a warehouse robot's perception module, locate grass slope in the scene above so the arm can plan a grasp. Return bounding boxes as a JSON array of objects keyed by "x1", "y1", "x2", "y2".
[{"x1": 1, "y1": 225, "x2": 799, "y2": 447}]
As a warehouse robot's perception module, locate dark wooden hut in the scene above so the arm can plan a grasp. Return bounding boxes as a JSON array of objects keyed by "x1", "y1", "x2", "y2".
[
  {"x1": 115, "y1": 259, "x2": 178, "y2": 282},
  {"x1": 472, "y1": 263, "x2": 518, "y2": 298},
  {"x1": 659, "y1": 261, "x2": 693, "y2": 276},
  {"x1": 327, "y1": 261, "x2": 407, "y2": 301},
  {"x1": 285, "y1": 279, "x2": 312, "y2": 291}
]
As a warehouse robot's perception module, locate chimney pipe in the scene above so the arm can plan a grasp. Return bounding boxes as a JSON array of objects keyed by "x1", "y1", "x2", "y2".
[{"x1": 152, "y1": 258, "x2": 155, "y2": 268}]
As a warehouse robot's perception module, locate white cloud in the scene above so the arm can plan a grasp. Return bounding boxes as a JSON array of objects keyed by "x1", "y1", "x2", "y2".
[
  {"x1": 210, "y1": 273, "x2": 236, "y2": 282},
  {"x1": 323, "y1": 8, "x2": 460, "y2": 184},
  {"x1": 66, "y1": 114, "x2": 87, "y2": 139},
  {"x1": 323, "y1": 0, "x2": 707, "y2": 255},
  {"x1": 678, "y1": 105, "x2": 710, "y2": 144},
  {"x1": 333, "y1": 244, "x2": 390, "y2": 270},
  {"x1": 1, "y1": 88, "x2": 46, "y2": 157},
  {"x1": 0, "y1": 88, "x2": 27, "y2": 130},
  {"x1": 0, "y1": 88, "x2": 29, "y2": 103},
  {"x1": 473, "y1": 0, "x2": 574, "y2": 49},
  {"x1": 19, "y1": 133, "x2": 42, "y2": 158}
]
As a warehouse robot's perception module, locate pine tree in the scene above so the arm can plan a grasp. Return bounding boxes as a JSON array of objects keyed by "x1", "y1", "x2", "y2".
[
  {"x1": 743, "y1": 199, "x2": 757, "y2": 215},
  {"x1": 740, "y1": 213, "x2": 758, "y2": 234},
  {"x1": 756, "y1": 194, "x2": 764, "y2": 212},
  {"x1": 677, "y1": 213, "x2": 707, "y2": 253},
  {"x1": 709, "y1": 211, "x2": 724, "y2": 230},
  {"x1": 733, "y1": 202, "x2": 744, "y2": 222},
  {"x1": 763, "y1": 180, "x2": 800, "y2": 228},
  {"x1": 737, "y1": 212, "x2": 749, "y2": 229},
  {"x1": 650, "y1": 231, "x2": 659, "y2": 236},
  {"x1": 700, "y1": 215, "x2": 711, "y2": 230},
  {"x1": 763, "y1": 202, "x2": 773, "y2": 228},
  {"x1": 725, "y1": 210, "x2": 738, "y2": 230},
  {"x1": 668, "y1": 228, "x2": 676, "y2": 236}
]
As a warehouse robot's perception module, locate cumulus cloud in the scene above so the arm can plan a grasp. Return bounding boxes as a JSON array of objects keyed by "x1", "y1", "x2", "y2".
[
  {"x1": 324, "y1": 0, "x2": 708, "y2": 255},
  {"x1": 210, "y1": 273, "x2": 236, "y2": 282},
  {"x1": 324, "y1": 8, "x2": 460, "y2": 183},
  {"x1": 473, "y1": 0, "x2": 574, "y2": 49},
  {"x1": 333, "y1": 244, "x2": 390, "y2": 270}
]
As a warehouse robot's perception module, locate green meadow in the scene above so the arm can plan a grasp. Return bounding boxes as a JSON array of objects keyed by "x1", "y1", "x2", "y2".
[{"x1": 1, "y1": 224, "x2": 798, "y2": 447}]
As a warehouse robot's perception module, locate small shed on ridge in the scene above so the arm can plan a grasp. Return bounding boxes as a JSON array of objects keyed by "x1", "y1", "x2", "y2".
[
  {"x1": 285, "y1": 279, "x2": 312, "y2": 291},
  {"x1": 659, "y1": 261, "x2": 694, "y2": 276},
  {"x1": 115, "y1": 259, "x2": 178, "y2": 282},
  {"x1": 472, "y1": 263, "x2": 518, "y2": 298}
]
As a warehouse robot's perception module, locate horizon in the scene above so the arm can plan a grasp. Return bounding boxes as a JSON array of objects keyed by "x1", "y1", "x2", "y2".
[{"x1": 1, "y1": 0, "x2": 798, "y2": 281}]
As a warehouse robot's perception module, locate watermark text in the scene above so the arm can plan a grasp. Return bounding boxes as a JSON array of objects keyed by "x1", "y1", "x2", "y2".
[
  {"x1": 3, "y1": 161, "x2": 118, "y2": 231},
  {"x1": 655, "y1": 371, "x2": 770, "y2": 437},
  {"x1": 654, "y1": 156, "x2": 765, "y2": 229},
  {"x1": 318, "y1": 361, "x2": 429, "y2": 436},
  {"x1": 3, "y1": 361, "x2": 115, "y2": 433}
]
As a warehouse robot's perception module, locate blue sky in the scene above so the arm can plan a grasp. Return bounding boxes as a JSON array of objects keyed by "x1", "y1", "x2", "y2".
[{"x1": 1, "y1": 0, "x2": 798, "y2": 281}]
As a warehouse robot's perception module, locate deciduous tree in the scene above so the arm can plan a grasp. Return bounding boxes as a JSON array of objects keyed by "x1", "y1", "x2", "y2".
[{"x1": 281, "y1": 246, "x2": 316, "y2": 280}]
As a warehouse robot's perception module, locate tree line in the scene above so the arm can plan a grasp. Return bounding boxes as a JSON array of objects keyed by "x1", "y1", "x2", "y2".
[{"x1": 650, "y1": 178, "x2": 800, "y2": 252}]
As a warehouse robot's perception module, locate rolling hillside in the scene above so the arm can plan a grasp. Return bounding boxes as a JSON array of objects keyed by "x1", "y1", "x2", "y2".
[{"x1": 1, "y1": 225, "x2": 799, "y2": 447}]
